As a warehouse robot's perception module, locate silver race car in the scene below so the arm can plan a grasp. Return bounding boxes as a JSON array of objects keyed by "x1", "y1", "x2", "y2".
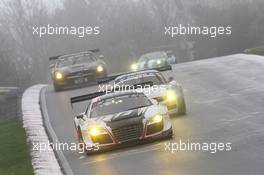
[
  {"x1": 49, "y1": 49, "x2": 107, "y2": 91},
  {"x1": 130, "y1": 51, "x2": 177, "y2": 71},
  {"x1": 113, "y1": 70, "x2": 186, "y2": 115},
  {"x1": 71, "y1": 91, "x2": 173, "y2": 154}
]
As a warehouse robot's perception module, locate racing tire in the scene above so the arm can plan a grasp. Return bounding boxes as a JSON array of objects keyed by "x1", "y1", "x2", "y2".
[
  {"x1": 165, "y1": 127, "x2": 173, "y2": 138},
  {"x1": 77, "y1": 127, "x2": 85, "y2": 149},
  {"x1": 178, "y1": 97, "x2": 186, "y2": 115},
  {"x1": 53, "y1": 83, "x2": 63, "y2": 92}
]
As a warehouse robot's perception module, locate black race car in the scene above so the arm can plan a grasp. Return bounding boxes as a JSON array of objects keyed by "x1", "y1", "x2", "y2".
[{"x1": 49, "y1": 49, "x2": 107, "y2": 91}]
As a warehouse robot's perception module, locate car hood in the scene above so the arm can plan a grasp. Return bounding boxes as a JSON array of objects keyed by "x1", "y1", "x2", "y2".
[
  {"x1": 83, "y1": 104, "x2": 167, "y2": 129},
  {"x1": 69, "y1": 63, "x2": 96, "y2": 72},
  {"x1": 91, "y1": 106, "x2": 148, "y2": 123},
  {"x1": 56, "y1": 62, "x2": 98, "y2": 73}
]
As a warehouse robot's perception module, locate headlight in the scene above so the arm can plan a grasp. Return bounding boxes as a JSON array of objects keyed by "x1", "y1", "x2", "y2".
[
  {"x1": 54, "y1": 71, "x2": 64, "y2": 80},
  {"x1": 88, "y1": 126, "x2": 107, "y2": 137},
  {"x1": 130, "y1": 63, "x2": 138, "y2": 71},
  {"x1": 156, "y1": 59, "x2": 162, "y2": 65},
  {"x1": 164, "y1": 89, "x2": 177, "y2": 102},
  {"x1": 96, "y1": 65, "x2": 104, "y2": 73},
  {"x1": 148, "y1": 114, "x2": 163, "y2": 125}
]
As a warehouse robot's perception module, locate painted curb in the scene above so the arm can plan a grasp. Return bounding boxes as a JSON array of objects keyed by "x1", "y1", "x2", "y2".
[{"x1": 22, "y1": 85, "x2": 63, "y2": 175}]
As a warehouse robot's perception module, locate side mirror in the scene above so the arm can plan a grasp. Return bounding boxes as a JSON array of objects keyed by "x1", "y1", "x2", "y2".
[
  {"x1": 99, "y1": 55, "x2": 104, "y2": 60},
  {"x1": 49, "y1": 64, "x2": 55, "y2": 68},
  {"x1": 168, "y1": 77, "x2": 174, "y2": 82},
  {"x1": 150, "y1": 99, "x2": 158, "y2": 105},
  {"x1": 167, "y1": 57, "x2": 177, "y2": 64},
  {"x1": 76, "y1": 114, "x2": 84, "y2": 120}
]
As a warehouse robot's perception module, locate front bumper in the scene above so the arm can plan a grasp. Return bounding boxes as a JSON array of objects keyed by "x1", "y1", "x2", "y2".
[
  {"x1": 154, "y1": 97, "x2": 178, "y2": 115},
  {"x1": 53, "y1": 71, "x2": 107, "y2": 88},
  {"x1": 167, "y1": 102, "x2": 178, "y2": 115},
  {"x1": 84, "y1": 126, "x2": 173, "y2": 154}
]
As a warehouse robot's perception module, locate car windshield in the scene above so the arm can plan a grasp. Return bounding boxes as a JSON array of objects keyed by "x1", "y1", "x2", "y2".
[
  {"x1": 90, "y1": 93, "x2": 152, "y2": 118},
  {"x1": 56, "y1": 53, "x2": 95, "y2": 68},
  {"x1": 115, "y1": 73, "x2": 166, "y2": 86},
  {"x1": 139, "y1": 52, "x2": 167, "y2": 62}
]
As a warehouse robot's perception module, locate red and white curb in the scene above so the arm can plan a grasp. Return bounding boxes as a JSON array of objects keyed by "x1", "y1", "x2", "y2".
[{"x1": 22, "y1": 85, "x2": 63, "y2": 175}]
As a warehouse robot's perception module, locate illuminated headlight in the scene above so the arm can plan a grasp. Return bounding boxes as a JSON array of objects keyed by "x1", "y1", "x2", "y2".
[
  {"x1": 148, "y1": 114, "x2": 163, "y2": 125},
  {"x1": 130, "y1": 63, "x2": 138, "y2": 71},
  {"x1": 88, "y1": 126, "x2": 107, "y2": 137},
  {"x1": 96, "y1": 65, "x2": 104, "y2": 73},
  {"x1": 156, "y1": 59, "x2": 162, "y2": 65},
  {"x1": 54, "y1": 71, "x2": 64, "y2": 80},
  {"x1": 164, "y1": 89, "x2": 177, "y2": 102}
]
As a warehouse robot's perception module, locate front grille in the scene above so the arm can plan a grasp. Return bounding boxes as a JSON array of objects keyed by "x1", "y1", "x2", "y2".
[
  {"x1": 67, "y1": 70, "x2": 95, "y2": 78},
  {"x1": 112, "y1": 123, "x2": 143, "y2": 142}
]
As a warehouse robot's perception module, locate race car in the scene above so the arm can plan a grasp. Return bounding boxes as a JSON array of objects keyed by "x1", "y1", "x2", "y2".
[
  {"x1": 130, "y1": 51, "x2": 177, "y2": 71},
  {"x1": 49, "y1": 49, "x2": 107, "y2": 91},
  {"x1": 72, "y1": 91, "x2": 173, "y2": 154},
  {"x1": 113, "y1": 70, "x2": 186, "y2": 115}
]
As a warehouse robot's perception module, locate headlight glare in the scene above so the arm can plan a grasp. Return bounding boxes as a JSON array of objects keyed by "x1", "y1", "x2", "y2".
[
  {"x1": 97, "y1": 65, "x2": 104, "y2": 73},
  {"x1": 55, "y1": 71, "x2": 64, "y2": 80},
  {"x1": 131, "y1": 63, "x2": 138, "y2": 71},
  {"x1": 164, "y1": 89, "x2": 177, "y2": 102},
  {"x1": 88, "y1": 126, "x2": 107, "y2": 137},
  {"x1": 148, "y1": 114, "x2": 163, "y2": 125}
]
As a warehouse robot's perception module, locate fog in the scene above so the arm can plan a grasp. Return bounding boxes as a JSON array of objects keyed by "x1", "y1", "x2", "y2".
[{"x1": 0, "y1": 0, "x2": 263, "y2": 88}]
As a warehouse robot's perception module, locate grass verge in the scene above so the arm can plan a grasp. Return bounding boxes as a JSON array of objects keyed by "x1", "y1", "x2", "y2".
[
  {"x1": 244, "y1": 46, "x2": 264, "y2": 56},
  {"x1": 0, "y1": 120, "x2": 33, "y2": 175}
]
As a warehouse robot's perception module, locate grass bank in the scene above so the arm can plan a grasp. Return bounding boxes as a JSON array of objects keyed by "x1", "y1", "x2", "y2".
[
  {"x1": 0, "y1": 120, "x2": 33, "y2": 175},
  {"x1": 244, "y1": 46, "x2": 264, "y2": 56}
]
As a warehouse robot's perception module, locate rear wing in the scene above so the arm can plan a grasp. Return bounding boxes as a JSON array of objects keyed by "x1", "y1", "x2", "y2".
[
  {"x1": 70, "y1": 85, "x2": 136, "y2": 108},
  {"x1": 49, "y1": 49, "x2": 100, "y2": 61},
  {"x1": 70, "y1": 91, "x2": 105, "y2": 105},
  {"x1": 70, "y1": 86, "x2": 131, "y2": 109},
  {"x1": 97, "y1": 65, "x2": 172, "y2": 84},
  {"x1": 70, "y1": 84, "x2": 133, "y2": 105}
]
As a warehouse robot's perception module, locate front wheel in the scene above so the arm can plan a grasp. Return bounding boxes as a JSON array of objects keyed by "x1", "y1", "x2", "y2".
[{"x1": 77, "y1": 127, "x2": 85, "y2": 150}]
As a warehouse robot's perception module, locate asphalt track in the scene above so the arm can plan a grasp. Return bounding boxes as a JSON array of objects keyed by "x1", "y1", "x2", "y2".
[{"x1": 44, "y1": 54, "x2": 264, "y2": 175}]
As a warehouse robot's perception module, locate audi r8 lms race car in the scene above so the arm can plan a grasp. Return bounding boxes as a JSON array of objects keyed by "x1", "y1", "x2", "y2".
[
  {"x1": 130, "y1": 51, "x2": 177, "y2": 71},
  {"x1": 72, "y1": 91, "x2": 173, "y2": 154},
  {"x1": 49, "y1": 49, "x2": 107, "y2": 91},
  {"x1": 113, "y1": 70, "x2": 186, "y2": 115}
]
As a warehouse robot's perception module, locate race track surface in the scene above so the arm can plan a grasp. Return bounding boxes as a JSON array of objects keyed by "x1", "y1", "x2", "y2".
[{"x1": 44, "y1": 54, "x2": 264, "y2": 175}]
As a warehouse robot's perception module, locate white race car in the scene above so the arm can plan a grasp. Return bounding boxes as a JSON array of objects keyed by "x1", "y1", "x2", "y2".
[
  {"x1": 131, "y1": 51, "x2": 177, "y2": 71},
  {"x1": 71, "y1": 91, "x2": 173, "y2": 154},
  {"x1": 113, "y1": 70, "x2": 186, "y2": 115}
]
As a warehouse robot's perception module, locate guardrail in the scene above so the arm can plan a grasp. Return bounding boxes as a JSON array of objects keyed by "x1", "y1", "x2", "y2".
[{"x1": 0, "y1": 87, "x2": 21, "y2": 120}]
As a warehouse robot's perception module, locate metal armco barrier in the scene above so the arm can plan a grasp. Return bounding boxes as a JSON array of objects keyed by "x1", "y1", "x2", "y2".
[{"x1": 0, "y1": 87, "x2": 21, "y2": 120}]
